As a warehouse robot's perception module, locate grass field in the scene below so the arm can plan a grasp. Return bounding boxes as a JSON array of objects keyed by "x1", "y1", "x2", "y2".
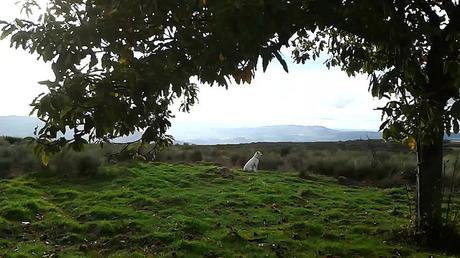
[{"x1": 0, "y1": 162, "x2": 457, "y2": 257}]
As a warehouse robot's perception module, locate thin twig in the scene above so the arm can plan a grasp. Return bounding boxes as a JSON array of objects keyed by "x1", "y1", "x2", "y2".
[
  {"x1": 405, "y1": 184, "x2": 413, "y2": 220},
  {"x1": 442, "y1": 159, "x2": 448, "y2": 221},
  {"x1": 452, "y1": 206, "x2": 459, "y2": 225},
  {"x1": 416, "y1": 141, "x2": 422, "y2": 229},
  {"x1": 445, "y1": 156, "x2": 458, "y2": 223}
]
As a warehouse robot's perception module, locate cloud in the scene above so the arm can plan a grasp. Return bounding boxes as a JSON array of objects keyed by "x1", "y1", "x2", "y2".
[
  {"x1": 0, "y1": 0, "x2": 51, "y2": 116},
  {"x1": 333, "y1": 96, "x2": 354, "y2": 109},
  {"x1": 172, "y1": 60, "x2": 386, "y2": 130},
  {"x1": 0, "y1": 40, "x2": 50, "y2": 116},
  {"x1": 171, "y1": 42, "x2": 383, "y2": 130},
  {"x1": 0, "y1": 0, "x2": 47, "y2": 21}
]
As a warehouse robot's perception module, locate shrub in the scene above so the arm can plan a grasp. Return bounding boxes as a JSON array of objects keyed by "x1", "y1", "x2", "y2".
[
  {"x1": 175, "y1": 152, "x2": 187, "y2": 161},
  {"x1": 0, "y1": 157, "x2": 12, "y2": 175},
  {"x1": 2, "y1": 136, "x2": 22, "y2": 145},
  {"x1": 12, "y1": 144, "x2": 42, "y2": 172},
  {"x1": 0, "y1": 146, "x2": 12, "y2": 158},
  {"x1": 0, "y1": 141, "x2": 42, "y2": 178},
  {"x1": 259, "y1": 155, "x2": 283, "y2": 171},
  {"x1": 50, "y1": 147, "x2": 104, "y2": 177},
  {"x1": 298, "y1": 169, "x2": 315, "y2": 180},
  {"x1": 189, "y1": 150, "x2": 203, "y2": 162},
  {"x1": 230, "y1": 153, "x2": 242, "y2": 166},
  {"x1": 77, "y1": 151, "x2": 103, "y2": 176},
  {"x1": 279, "y1": 146, "x2": 291, "y2": 157},
  {"x1": 377, "y1": 174, "x2": 407, "y2": 188},
  {"x1": 0, "y1": 138, "x2": 9, "y2": 146},
  {"x1": 288, "y1": 156, "x2": 304, "y2": 171}
]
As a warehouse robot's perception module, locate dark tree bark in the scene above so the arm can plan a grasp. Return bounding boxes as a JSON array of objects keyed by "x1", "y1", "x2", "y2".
[
  {"x1": 415, "y1": 27, "x2": 451, "y2": 237},
  {"x1": 416, "y1": 126, "x2": 444, "y2": 237}
]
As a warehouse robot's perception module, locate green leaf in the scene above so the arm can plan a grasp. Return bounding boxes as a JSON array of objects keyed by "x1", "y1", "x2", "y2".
[
  {"x1": 262, "y1": 52, "x2": 271, "y2": 72},
  {"x1": 23, "y1": 137, "x2": 35, "y2": 142},
  {"x1": 453, "y1": 119, "x2": 459, "y2": 134},
  {"x1": 451, "y1": 101, "x2": 460, "y2": 117},
  {"x1": 71, "y1": 137, "x2": 88, "y2": 152},
  {"x1": 378, "y1": 120, "x2": 389, "y2": 131},
  {"x1": 60, "y1": 106, "x2": 72, "y2": 119},
  {"x1": 0, "y1": 25, "x2": 16, "y2": 40},
  {"x1": 89, "y1": 53, "x2": 98, "y2": 68},
  {"x1": 274, "y1": 51, "x2": 288, "y2": 73},
  {"x1": 40, "y1": 151, "x2": 49, "y2": 166},
  {"x1": 142, "y1": 127, "x2": 157, "y2": 143},
  {"x1": 127, "y1": 142, "x2": 142, "y2": 152}
]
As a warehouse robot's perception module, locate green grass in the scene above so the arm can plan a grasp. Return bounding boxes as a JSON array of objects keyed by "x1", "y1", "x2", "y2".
[{"x1": 0, "y1": 163, "x2": 457, "y2": 257}]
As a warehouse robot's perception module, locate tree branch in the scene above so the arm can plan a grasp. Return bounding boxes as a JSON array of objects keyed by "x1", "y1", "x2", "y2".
[
  {"x1": 414, "y1": 0, "x2": 441, "y2": 27},
  {"x1": 442, "y1": 3, "x2": 460, "y2": 35},
  {"x1": 441, "y1": 0, "x2": 456, "y2": 14}
]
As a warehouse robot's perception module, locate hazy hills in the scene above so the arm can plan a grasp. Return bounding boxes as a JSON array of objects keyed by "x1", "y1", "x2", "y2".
[
  {"x1": 0, "y1": 116, "x2": 43, "y2": 138},
  {"x1": 0, "y1": 116, "x2": 383, "y2": 144},
  {"x1": 168, "y1": 125, "x2": 381, "y2": 144}
]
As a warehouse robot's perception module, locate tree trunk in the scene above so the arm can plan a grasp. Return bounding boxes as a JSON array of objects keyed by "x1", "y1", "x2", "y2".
[{"x1": 416, "y1": 130, "x2": 443, "y2": 236}]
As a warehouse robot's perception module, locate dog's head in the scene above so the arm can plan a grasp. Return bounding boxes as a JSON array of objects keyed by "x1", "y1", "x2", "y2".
[{"x1": 255, "y1": 151, "x2": 263, "y2": 158}]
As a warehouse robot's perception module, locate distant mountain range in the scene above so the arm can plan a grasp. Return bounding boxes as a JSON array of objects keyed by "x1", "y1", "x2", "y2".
[
  {"x1": 0, "y1": 116, "x2": 383, "y2": 144},
  {"x1": 4, "y1": 115, "x2": 460, "y2": 145},
  {"x1": 168, "y1": 125, "x2": 382, "y2": 144},
  {"x1": 0, "y1": 116, "x2": 43, "y2": 138}
]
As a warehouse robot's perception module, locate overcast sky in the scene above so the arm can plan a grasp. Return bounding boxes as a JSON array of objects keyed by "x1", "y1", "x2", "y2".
[{"x1": 0, "y1": 0, "x2": 385, "y2": 131}]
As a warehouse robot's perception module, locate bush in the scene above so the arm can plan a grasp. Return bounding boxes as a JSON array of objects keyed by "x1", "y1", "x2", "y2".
[
  {"x1": 279, "y1": 146, "x2": 291, "y2": 157},
  {"x1": 259, "y1": 154, "x2": 283, "y2": 171},
  {"x1": 377, "y1": 174, "x2": 407, "y2": 188},
  {"x1": 50, "y1": 147, "x2": 105, "y2": 177},
  {"x1": 299, "y1": 169, "x2": 315, "y2": 180},
  {"x1": 175, "y1": 152, "x2": 187, "y2": 161},
  {"x1": 0, "y1": 138, "x2": 9, "y2": 146},
  {"x1": 2, "y1": 136, "x2": 22, "y2": 145},
  {"x1": 230, "y1": 154, "x2": 242, "y2": 166},
  {"x1": 288, "y1": 156, "x2": 304, "y2": 171},
  {"x1": 0, "y1": 140, "x2": 42, "y2": 178},
  {"x1": 78, "y1": 151, "x2": 103, "y2": 176},
  {"x1": 189, "y1": 150, "x2": 203, "y2": 162},
  {"x1": 0, "y1": 158, "x2": 12, "y2": 175}
]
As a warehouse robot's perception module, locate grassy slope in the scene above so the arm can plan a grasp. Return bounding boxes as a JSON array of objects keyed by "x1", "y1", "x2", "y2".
[{"x1": 0, "y1": 163, "x2": 456, "y2": 257}]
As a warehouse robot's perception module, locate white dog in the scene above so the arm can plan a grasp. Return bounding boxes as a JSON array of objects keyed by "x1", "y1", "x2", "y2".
[{"x1": 243, "y1": 151, "x2": 263, "y2": 172}]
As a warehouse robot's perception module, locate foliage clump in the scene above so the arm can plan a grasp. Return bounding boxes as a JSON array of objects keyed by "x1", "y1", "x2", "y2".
[
  {"x1": 49, "y1": 147, "x2": 105, "y2": 177},
  {"x1": 0, "y1": 137, "x2": 42, "y2": 178}
]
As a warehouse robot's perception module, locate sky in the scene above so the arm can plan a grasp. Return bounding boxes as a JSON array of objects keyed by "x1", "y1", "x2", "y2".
[{"x1": 0, "y1": 0, "x2": 386, "y2": 131}]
